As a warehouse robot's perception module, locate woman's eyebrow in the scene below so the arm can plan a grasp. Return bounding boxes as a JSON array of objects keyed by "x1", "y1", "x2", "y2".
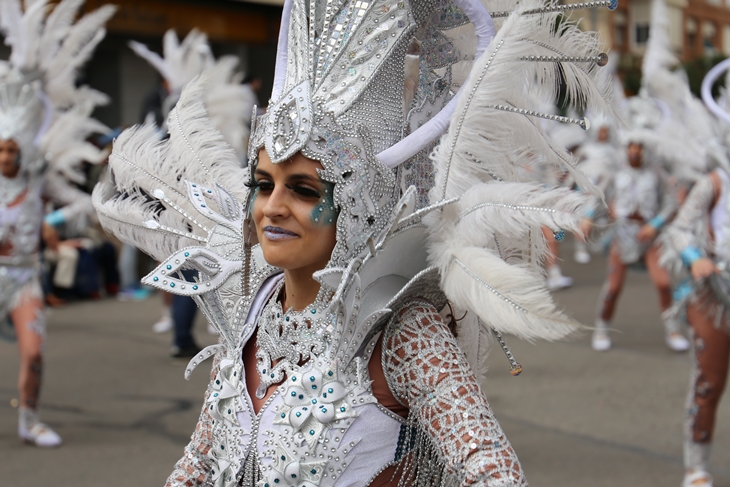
[
  {"x1": 287, "y1": 174, "x2": 320, "y2": 183},
  {"x1": 254, "y1": 169, "x2": 272, "y2": 177}
]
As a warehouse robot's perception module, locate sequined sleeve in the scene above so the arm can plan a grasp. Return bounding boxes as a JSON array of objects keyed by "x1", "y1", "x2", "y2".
[
  {"x1": 165, "y1": 355, "x2": 220, "y2": 487},
  {"x1": 382, "y1": 300, "x2": 527, "y2": 486}
]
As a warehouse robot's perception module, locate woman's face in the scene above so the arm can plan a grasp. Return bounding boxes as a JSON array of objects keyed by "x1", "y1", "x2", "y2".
[
  {"x1": 0, "y1": 139, "x2": 20, "y2": 178},
  {"x1": 252, "y1": 150, "x2": 338, "y2": 276}
]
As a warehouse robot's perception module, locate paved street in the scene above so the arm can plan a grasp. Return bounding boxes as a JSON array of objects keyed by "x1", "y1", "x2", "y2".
[{"x1": 1, "y1": 242, "x2": 729, "y2": 486}]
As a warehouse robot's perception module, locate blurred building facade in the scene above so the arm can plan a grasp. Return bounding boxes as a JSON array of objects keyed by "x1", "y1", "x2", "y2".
[
  {"x1": 81, "y1": 0, "x2": 284, "y2": 129},
  {"x1": 576, "y1": 0, "x2": 730, "y2": 61}
]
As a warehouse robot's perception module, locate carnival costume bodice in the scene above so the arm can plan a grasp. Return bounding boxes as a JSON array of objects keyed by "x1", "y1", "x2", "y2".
[{"x1": 163, "y1": 251, "x2": 526, "y2": 487}]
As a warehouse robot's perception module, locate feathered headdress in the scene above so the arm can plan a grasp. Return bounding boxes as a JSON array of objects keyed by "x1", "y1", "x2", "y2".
[
  {"x1": 0, "y1": 0, "x2": 115, "y2": 178},
  {"x1": 129, "y1": 29, "x2": 254, "y2": 160},
  {"x1": 95, "y1": 0, "x2": 617, "y2": 384}
]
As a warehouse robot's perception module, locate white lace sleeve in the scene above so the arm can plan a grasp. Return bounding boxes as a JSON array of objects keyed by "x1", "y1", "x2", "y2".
[
  {"x1": 382, "y1": 300, "x2": 527, "y2": 486},
  {"x1": 165, "y1": 355, "x2": 220, "y2": 487}
]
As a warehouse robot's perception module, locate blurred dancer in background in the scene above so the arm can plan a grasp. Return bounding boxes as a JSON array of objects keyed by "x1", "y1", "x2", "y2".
[{"x1": 0, "y1": 0, "x2": 115, "y2": 446}]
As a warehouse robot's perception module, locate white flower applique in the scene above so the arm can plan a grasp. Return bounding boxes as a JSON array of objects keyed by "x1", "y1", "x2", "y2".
[
  {"x1": 206, "y1": 358, "x2": 249, "y2": 486},
  {"x1": 260, "y1": 444, "x2": 327, "y2": 487},
  {"x1": 273, "y1": 365, "x2": 360, "y2": 448}
]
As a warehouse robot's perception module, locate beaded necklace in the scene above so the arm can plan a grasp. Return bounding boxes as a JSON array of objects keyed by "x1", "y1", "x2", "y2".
[{"x1": 253, "y1": 282, "x2": 333, "y2": 399}]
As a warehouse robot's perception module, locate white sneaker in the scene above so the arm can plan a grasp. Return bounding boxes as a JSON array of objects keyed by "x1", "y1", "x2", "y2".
[
  {"x1": 18, "y1": 407, "x2": 62, "y2": 448},
  {"x1": 666, "y1": 332, "x2": 690, "y2": 352},
  {"x1": 547, "y1": 275, "x2": 573, "y2": 291},
  {"x1": 682, "y1": 470, "x2": 713, "y2": 487},
  {"x1": 152, "y1": 315, "x2": 172, "y2": 333},
  {"x1": 592, "y1": 329, "x2": 611, "y2": 351},
  {"x1": 574, "y1": 249, "x2": 591, "y2": 264}
]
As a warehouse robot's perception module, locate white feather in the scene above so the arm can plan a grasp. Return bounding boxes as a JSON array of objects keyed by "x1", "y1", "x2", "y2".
[
  {"x1": 427, "y1": 4, "x2": 610, "y2": 341},
  {"x1": 94, "y1": 76, "x2": 250, "y2": 261}
]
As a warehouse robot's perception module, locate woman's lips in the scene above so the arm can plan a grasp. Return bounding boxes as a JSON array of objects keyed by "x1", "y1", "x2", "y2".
[{"x1": 263, "y1": 226, "x2": 298, "y2": 241}]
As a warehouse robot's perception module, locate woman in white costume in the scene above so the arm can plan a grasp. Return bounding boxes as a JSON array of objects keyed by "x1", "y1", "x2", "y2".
[
  {"x1": 94, "y1": 0, "x2": 615, "y2": 483},
  {"x1": 0, "y1": 0, "x2": 115, "y2": 447}
]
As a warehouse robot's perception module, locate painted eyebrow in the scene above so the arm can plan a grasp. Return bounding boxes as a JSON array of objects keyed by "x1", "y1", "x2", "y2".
[{"x1": 254, "y1": 169, "x2": 321, "y2": 184}]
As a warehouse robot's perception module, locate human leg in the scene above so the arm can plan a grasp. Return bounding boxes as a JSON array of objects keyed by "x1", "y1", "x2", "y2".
[
  {"x1": 593, "y1": 243, "x2": 627, "y2": 351},
  {"x1": 170, "y1": 269, "x2": 199, "y2": 357},
  {"x1": 645, "y1": 245, "x2": 690, "y2": 351},
  {"x1": 11, "y1": 291, "x2": 61, "y2": 447},
  {"x1": 543, "y1": 226, "x2": 572, "y2": 290},
  {"x1": 683, "y1": 302, "x2": 730, "y2": 485}
]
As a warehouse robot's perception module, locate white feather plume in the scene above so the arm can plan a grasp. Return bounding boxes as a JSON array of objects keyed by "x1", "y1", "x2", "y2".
[
  {"x1": 130, "y1": 29, "x2": 252, "y2": 159},
  {"x1": 93, "y1": 76, "x2": 250, "y2": 261},
  {"x1": 427, "y1": 4, "x2": 611, "y2": 341}
]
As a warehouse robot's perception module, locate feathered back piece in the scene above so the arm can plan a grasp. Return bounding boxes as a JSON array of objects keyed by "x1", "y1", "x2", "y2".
[
  {"x1": 129, "y1": 29, "x2": 253, "y2": 160},
  {"x1": 92, "y1": 75, "x2": 250, "y2": 263},
  {"x1": 426, "y1": 0, "x2": 615, "y2": 344},
  {"x1": 0, "y1": 0, "x2": 115, "y2": 177},
  {"x1": 625, "y1": 0, "x2": 725, "y2": 182}
]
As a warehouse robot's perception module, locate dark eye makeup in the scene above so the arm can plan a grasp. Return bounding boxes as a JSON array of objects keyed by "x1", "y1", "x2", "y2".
[{"x1": 246, "y1": 178, "x2": 322, "y2": 199}]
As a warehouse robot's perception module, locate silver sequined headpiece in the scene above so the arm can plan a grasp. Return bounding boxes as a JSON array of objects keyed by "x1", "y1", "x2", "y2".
[{"x1": 249, "y1": 0, "x2": 496, "y2": 266}]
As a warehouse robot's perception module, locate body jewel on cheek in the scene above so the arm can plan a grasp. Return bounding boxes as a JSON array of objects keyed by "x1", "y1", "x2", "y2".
[{"x1": 311, "y1": 182, "x2": 337, "y2": 225}]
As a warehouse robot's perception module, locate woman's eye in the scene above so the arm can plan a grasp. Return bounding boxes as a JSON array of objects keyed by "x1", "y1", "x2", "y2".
[
  {"x1": 287, "y1": 184, "x2": 321, "y2": 199},
  {"x1": 256, "y1": 180, "x2": 274, "y2": 192}
]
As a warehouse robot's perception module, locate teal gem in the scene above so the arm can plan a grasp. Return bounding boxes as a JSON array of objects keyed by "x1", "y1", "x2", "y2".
[
  {"x1": 340, "y1": 407, "x2": 346, "y2": 412},
  {"x1": 166, "y1": 265, "x2": 172, "y2": 269},
  {"x1": 309, "y1": 430, "x2": 315, "y2": 435},
  {"x1": 184, "y1": 252, "x2": 189, "y2": 257},
  {"x1": 192, "y1": 285, "x2": 198, "y2": 290},
  {"x1": 153, "y1": 277, "x2": 159, "y2": 282},
  {"x1": 170, "y1": 282, "x2": 175, "y2": 288}
]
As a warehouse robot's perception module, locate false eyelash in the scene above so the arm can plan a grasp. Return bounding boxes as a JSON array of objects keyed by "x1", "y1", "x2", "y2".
[{"x1": 285, "y1": 183, "x2": 321, "y2": 199}]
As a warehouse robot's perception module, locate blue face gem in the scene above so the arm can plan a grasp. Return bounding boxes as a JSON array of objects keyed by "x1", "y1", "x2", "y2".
[
  {"x1": 321, "y1": 408, "x2": 327, "y2": 413},
  {"x1": 553, "y1": 230, "x2": 565, "y2": 241},
  {"x1": 312, "y1": 399, "x2": 317, "y2": 404},
  {"x1": 227, "y1": 409, "x2": 231, "y2": 414},
  {"x1": 299, "y1": 394, "x2": 304, "y2": 400},
  {"x1": 292, "y1": 376, "x2": 296, "y2": 381},
  {"x1": 311, "y1": 469, "x2": 317, "y2": 474},
  {"x1": 285, "y1": 316, "x2": 290, "y2": 322},
  {"x1": 291, "y1": 474, "x2": 297, "y2": 479},
  {"x1": 201, "y1": 204, "x2": 206, "y2": 208},
  {"x1": 166, "y1": 265, "x2": 172, "y2": 269},
  {"x1": 309, "y1": 430, "x2": 315, "y2": 435},
  {"x1": 270, "y1": 373, "x2": 275, "y2": 378},
  {"x1": 274, "y1": 480, "x2": 279, "y2": 484},
  {"x1": 213, "y1": 393, "x2": 218, "y2": 397},
  {"x1": 192, "y1": 285, "x2": 198, "y2": 290},
  {"x1": 281, "y1": 413, "x2": 285, "y2": 418},
  {"x1": 192, "y1": 184, "x2": 197, "y2": 187},
  {"x1": 322, "y1": 393, "x2": 327, "y2": 398},
  {"x1": 194, "y1": 193, "x2": 199, "y2": 197},
  {"x1": 311, "y1": 309, "x2": 316, "y2": 314},
  {"x1": 281, "y1": 455, "x2": 286, "y2": 461},
  {"x1": 170, "y1": 282, "x2": 175, "y2": 288},
  {"x1": 184, "y1": 252, "x2": 190, "y2": 257},
  {"x1": 207, "y1": 189, "x2": 212, "y2": 193},
  {"x1": 310, "y1": 376, "x2": 315, "y2": 382},
  {"x1": 153, "y1": 277, "x2": 159, "y2": 282},
  {"x1": 327, "y1": 371, "x2": 333, "y2": 376},
  {"x1": 328, "y1": 388, "x2": 333, "y2": 393},
  {"x1": 340, "y1": 407, "x2": 346, "y2": 412},
  {"x1": 291, "y1": 392, "x2": 297, "y2": 397},
  {"x1": 312, "y1": 385, "x2": 317, "y2": 390},
  {"x1": 296, "y1": 412, "x2": 301, "y2": 417}
]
